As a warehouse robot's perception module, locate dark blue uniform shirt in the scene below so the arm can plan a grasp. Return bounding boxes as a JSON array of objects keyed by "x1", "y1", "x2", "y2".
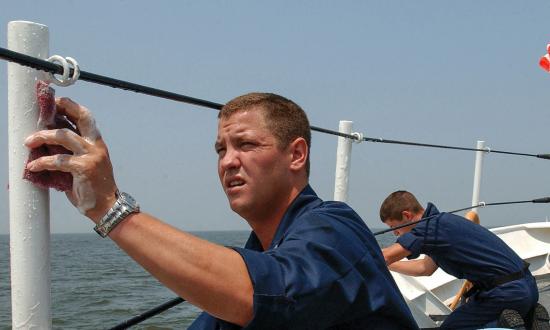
[
  {"x1": 397, "y1": 203, "x2": 538, "y2": 329},
  {"x1": 397, "y1": 203, "x2": 526, "y2": 283},
  {"x1": 189, "y1": 185, "x2": 418, "y2": 329}
]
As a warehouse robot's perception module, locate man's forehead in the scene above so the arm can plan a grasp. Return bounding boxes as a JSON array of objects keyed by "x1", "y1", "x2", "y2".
[
  {"x1": 220, "y1": 106, "x2": 267, "y2": 121},
  {"x1": 215, "y1": 125, "x2": 251, "y2": 141},
  {"x1": 216, "y1": 111, "x2": 271, "y2": 140},
  {"x1": 218, "y1": 109, "x2": 268, "y2": 129}
]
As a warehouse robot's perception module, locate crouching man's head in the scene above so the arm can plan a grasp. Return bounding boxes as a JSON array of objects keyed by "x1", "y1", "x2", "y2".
[{"x1": 380, "y1": 191, "x2": 425, "y2": 236}]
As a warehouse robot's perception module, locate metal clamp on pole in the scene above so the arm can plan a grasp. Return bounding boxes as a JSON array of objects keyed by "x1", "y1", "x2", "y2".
[
  {"x1": 351, "y1": 132, "x2": 364, "y2": 143},
  {"x1": 46, "y1": 54, "x2": 80, "y2": 86}
]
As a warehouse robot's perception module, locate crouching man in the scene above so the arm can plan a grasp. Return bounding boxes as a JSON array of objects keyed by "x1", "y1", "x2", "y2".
[{"x1": 380, "y1": 190, "x2": 541, "y2": 329}]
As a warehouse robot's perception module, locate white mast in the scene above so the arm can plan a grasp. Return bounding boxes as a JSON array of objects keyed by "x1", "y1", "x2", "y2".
[
  {"x1": 471, "y1": 140, "x2": 486, "y2": 212},
  {"x1": 333, "y1": 120, "x2": 354, "y2": 202},
  {"x1": 7, "y1": 20, "x2": 52, "y2": 329}
]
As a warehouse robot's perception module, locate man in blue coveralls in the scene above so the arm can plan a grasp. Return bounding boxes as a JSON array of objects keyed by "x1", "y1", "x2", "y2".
[
  {"x1": 25, "y1": 93, "x2": 418, "y2": 329},
  {"x1": 380, "y1": 190, "x2": 541, "y2": 329}
]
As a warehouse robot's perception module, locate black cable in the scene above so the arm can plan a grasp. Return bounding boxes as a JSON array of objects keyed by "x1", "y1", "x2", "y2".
[
  {"x1": 372, "y1": 197, "x2": 550, "y2": 236},
  {"x1": 361, "y1": 137, "x2": 550, "y2": 160},
  {"x1": 3, "y1": 46, "x2": 550, "y2": 327},
  {"x1": 307, "y1": 125, "x2": 550, "y2": 159},
  {"x1": 108, "y1": 297, "x2": 184, "y2": 330},
  {"x1": 0, "y1": 47, "x2": 223, "y2": 110},
  {"x1": 1, "y1": 46, "x2": 549, "y2": 160},
  {"x1": 106, "y1": 197, "x2": 550, "y2": 329}
]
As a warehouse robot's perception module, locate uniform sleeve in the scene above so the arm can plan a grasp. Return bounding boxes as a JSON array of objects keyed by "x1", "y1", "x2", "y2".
[
  {"x1": 230, "y1": 214, "x2": 370, "y2": 329},
  {"x1": 188, "y1": 311, "x2": 237, "y2": 330},
  {"x1": 397, "y1": 232, "x2": 423, "y2": 259}
]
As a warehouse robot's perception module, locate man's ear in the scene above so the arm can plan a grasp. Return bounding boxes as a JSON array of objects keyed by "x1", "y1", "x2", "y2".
[
  {"x1": 402, "y1": 210, "x2": 413, "y2": 221},
  {"x1": 288, "y1": 137, "x2": 308, "y2": 172}
]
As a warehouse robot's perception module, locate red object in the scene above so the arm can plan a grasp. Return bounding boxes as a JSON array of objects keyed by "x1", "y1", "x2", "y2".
[
  {"x1": 539, "y1": 44, "x2": 550, "y2": 73},
  {"x1": 36, "y1": 81, "x2": 56, "y2": 128},
  {"x1": 540, "y1": 54, "x2": 550, "y2": 73},
  {"x1": 23, "y1": 81, "x2": 76, "y2": 192}
]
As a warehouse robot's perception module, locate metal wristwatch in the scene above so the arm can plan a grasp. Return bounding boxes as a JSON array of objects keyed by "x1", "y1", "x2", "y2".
[{"x1": 94, "y1": 191, "x2": 140, "y2": 238}]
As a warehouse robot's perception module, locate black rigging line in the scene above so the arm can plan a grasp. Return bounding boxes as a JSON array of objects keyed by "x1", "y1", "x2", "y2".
[
  {"x1": 1, "y1": 47, "x2": 223, "y2": 110},
  {"x1": 106, "y1": 197, "x2": 550, "y2": 329},
  {"x1": 3, "y1": 45, "x2": 550, "y2": 328},
  {"x1": 372, "y1": 196, "x2": 550, "y2": 236},
  {"x1": 2, "y1": 46, "x2": 550, "y2": 326},
  {"x1": 108, "y1": 297, "x2": 184, "y2": 330},
  {"x1": 1, "y1": 46, "x2": 549, "y2": 160},
  {"x1": 361, "y1": 137, "x2": 550, "y2": 159}
]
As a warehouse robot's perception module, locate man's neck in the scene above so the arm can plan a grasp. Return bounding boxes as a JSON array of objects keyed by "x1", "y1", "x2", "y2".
[
  {"x1": 250, "y1": 219, "x2": 283, "y2": 251},
  {"x1": 247, "y1": 183, "x2": 307, "y2": 250}
]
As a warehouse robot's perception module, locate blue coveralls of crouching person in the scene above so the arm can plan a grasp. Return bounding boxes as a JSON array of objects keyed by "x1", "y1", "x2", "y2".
[{"x1": 381, "y1": 190, "x2": 539, "y2": 329}]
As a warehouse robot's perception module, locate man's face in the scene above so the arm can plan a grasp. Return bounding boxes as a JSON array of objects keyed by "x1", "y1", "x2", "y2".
[
  {"x1": 384, "y1": 211, "x2": 418, "y2": 236},
  {"x1": 384, "y1": 218, "x2": 413, "y2": 237},
  {"x1": 215, "y1": 109, "x2": 292, "y2": 220}
]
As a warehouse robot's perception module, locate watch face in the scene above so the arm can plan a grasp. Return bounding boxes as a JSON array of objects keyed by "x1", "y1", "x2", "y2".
[
  {"x1": 120, "y1": 192, "x2": 138, "y2": 208},
  {"x1": 94, "y1": 192, "x2": 139, "y2": 238}
]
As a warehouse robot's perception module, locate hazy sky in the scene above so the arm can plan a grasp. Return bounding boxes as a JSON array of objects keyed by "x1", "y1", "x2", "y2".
[{"x1": 1, "y1": 1, "x2": 550, "y2": 234}]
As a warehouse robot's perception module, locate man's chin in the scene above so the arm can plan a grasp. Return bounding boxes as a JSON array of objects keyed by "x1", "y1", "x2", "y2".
[
  {"x1": 229, "y1": 199, "x2": 254, "y2": 218},
  {"x1": 228, "y1": 198, "x2": 245, "y2": 213}
]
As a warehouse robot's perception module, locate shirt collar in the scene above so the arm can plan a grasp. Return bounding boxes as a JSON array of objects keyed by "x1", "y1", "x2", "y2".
[
  {"x1": 422, "y1": 202, "x2": 440, "y2": 218},
  {"x1": 244, "y1": 184, "x2": 320, "y2": 251}
]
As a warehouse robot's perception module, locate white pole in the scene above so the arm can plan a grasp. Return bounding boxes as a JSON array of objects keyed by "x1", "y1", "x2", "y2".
[
  {"x1": 8, "y1": 21, "x2": 51, "y2": 329},
  {"x1": 333, "y1": 120, "x2": 353, "y2": 202},
  {"x1": 471, "y1": 140, "x2": 485, "y2": 212}
]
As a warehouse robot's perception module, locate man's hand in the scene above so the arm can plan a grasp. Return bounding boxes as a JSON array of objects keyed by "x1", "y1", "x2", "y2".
[
  {"x1": 24, "y1": 97, "x2": 117, "y2": 222},
  {"x1": 24, "y1": 98, "x2": 255, "y2": 325}
]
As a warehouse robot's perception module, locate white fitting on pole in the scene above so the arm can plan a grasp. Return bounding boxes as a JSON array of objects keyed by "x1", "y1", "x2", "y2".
[
  {"x1": 471, "y1": 140, "x2": 485, "y2": 212},
  {"x1": 8, "y1": 21, "x2": 51, "y2": 329},
  {"x1": 333, "y1": 121, "x2": 353, "y2": 202}
]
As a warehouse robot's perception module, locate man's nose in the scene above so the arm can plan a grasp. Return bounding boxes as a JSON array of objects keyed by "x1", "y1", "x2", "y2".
[{"x1": 220, "y1": 148, "x2": 241, "y2": 170}]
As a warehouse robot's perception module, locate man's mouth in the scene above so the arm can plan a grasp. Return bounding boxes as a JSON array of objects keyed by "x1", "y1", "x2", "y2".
[
  {"x1": 228, "y1": 180, "x2": 244, "y2": 187},
  {"x1": 226, "y1": 178, "x2": 245, "y2": 193}
]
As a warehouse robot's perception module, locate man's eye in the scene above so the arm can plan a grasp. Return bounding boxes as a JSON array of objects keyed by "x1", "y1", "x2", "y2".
[{"x1": 241, "y1": 142, "x2": 254, "y2": 148}]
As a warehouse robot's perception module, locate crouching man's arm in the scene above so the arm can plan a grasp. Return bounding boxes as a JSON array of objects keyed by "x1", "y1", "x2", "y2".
[{"x1": 382, "y1": 243, "x2": 438, "y2": 276}]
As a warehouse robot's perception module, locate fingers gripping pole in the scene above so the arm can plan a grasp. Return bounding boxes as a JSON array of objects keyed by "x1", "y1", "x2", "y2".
[
  {"x1": 334, "y1": 121, "x2": 354, "y2": 202},
  {"x1": 7, "y1": 21, "x2": 52, "y2": 329}
]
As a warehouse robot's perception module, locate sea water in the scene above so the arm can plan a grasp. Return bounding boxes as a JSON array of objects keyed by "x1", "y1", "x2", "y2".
[{"x1": 0, "y1": 230, "x2": 395, "y2": 329}]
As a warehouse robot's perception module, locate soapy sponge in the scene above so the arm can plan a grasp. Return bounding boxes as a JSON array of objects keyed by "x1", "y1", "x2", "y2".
[{"x1": 23, "y1": 81, "x2": 76, "y2": 191}]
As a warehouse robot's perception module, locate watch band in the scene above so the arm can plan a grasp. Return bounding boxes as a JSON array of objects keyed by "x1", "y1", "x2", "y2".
[{"x1": 94, "y1": 191, "x2": 140, "y2": 238}]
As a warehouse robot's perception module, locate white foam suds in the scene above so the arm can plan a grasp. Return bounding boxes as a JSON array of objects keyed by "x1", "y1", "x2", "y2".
[{"x1": 73, "y1": 176, "x2": 96, "y2": 214}]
